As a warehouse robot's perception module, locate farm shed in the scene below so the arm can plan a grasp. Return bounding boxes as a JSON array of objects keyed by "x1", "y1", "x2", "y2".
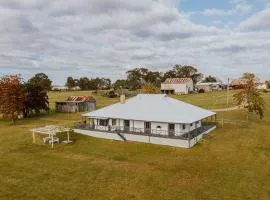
[
  {"x1": 161, "y1": 78, "x2": 194, "y2": 95},
  {"x1": 196, "y1": 82, "x2": 223, "y2": 92},
  {"x1": 56, "y1": 96, "x2": 96, "y2": 113}
]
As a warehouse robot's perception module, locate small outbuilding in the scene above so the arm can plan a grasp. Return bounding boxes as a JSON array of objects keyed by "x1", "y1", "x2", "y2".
[
  {"x1": 230, "y1": 79, "x2": 248, "y2": 89},
  {"x1": 196, "y1": 82, "x2": 223, "y2": 93},
  {"x1": 56, "y1": 96, "x2": 96, "y2": 113},
  {"x1": 161, "y1": 78, "x2": 194, "y2": 94}
]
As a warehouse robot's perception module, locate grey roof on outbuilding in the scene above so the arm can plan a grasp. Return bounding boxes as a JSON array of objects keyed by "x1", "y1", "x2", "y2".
[{"x1": 83, "y1": 94, "x2": 216, "y2": 124}]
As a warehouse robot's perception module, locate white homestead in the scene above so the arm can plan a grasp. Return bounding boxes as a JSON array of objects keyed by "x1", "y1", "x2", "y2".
[
  {"x1": 161, "y1": 78, "x2": 194, "y2": 94},
  {"x1": 75, "y1": 94, "x2": 217, "y2": 148}
]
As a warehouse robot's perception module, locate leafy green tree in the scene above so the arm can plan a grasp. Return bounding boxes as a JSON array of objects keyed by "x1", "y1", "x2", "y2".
[
  {"x1": 65, "y1": 77, "x2": 76, "y2": 89},
  {"x1": 127, "y1": 68, "x2": 162, "y2": 90},
  {"x1": 162, "y1": 69, "x2": 176, "y2": 81},
  {"x1": 203, "y1": 75, "x2": 217, "y2": 83},
  {"x1": 0, "y1": 75, "x2": 26, "y2": 124},
  {"x1": 233, "y1": 75, "x2": 265, "y2": 120},
  {"x1": 78, "y1": 77, "x2": 90, "y2": 90},
  {"x1": 126, "y1": 68, "x2": 145, "y2": 90},
  {"x1": 113, "y1": 79, "x2": 128, "y2": 90},
  {"x1": 145, "y1": 71, "x2": 162, "y2": 87},
  {"x1": 100, "y1": 78, "x2": 111, "y2": 90},
  {"x1": 174, "y1": 65, "x2": 203, "y2": 83},
  {"x1": 23, "y1": 83, "x2": 49, "y2": 117},
  {"x1": 28, "y1": 73, "x2": 52, "y2": 91}
]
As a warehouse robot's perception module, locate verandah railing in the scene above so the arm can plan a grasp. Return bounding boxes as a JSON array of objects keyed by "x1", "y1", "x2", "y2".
[{"x1": 74, "y1": 122, "x2": 216, "y2": 140}]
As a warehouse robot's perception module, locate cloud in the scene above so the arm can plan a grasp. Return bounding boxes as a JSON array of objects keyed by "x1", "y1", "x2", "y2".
[
  {"x1": 198, "y1": 0, "x2": 252, "y2": 17},
  {"x1": 0, "y1": 0, "x2": 269, "y2": 84},
  {"x1": 238, "y1": 8, "x2": 270, "y2": 30}
]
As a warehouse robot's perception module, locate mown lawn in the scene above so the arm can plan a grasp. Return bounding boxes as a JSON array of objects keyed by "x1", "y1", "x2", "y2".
[{"x1": 0, "y1": 91, "x2": 269, "y2": 200}]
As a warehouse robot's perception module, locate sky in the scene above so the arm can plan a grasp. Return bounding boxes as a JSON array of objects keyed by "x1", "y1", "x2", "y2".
[{"x1": 0, "y1": 0, "x2": 270, "y2": 84}]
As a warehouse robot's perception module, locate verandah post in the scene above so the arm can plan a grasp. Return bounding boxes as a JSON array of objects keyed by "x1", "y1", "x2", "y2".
[{"x1": 188, "y1": 124, "x2": 191, "y2": 148}]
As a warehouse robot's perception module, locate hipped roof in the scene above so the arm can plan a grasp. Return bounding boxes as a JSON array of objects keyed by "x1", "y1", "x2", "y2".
[{"x1": 83, "y1": 94, "x2": 215, "y2": 124}]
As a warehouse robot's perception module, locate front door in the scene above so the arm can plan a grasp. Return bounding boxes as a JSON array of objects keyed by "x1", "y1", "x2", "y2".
[
  {"x1": 168, "y1": 124, "x2": 175, "y2": 136},
  {"x1": 124, "y1": 120, "x2": 130, "y2": 132},
  {"x1": 144, "y1": 122, "x2": 151, "y2": 134}
]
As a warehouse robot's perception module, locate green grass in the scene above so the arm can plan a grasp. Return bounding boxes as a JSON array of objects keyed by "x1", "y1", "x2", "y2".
[
  {"x1": 0, "y1": 91, "x2": 269, "y2": 200},
  {"x1": 171, "y1": 90, "x2": 237, "y2": 109}
]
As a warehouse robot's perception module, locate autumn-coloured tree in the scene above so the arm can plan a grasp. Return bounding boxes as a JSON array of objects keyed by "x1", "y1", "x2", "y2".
[
  {"x1": 233, "y1": 74, "x2": 265, "y2": 120},
  {"x1": 0, "y1": 75, "x2": 26, "y2": 124}
]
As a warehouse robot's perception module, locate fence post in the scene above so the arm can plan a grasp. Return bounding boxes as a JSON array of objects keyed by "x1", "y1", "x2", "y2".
[
  {"x1": 188, "y1": 124, "x2": 190, "y2": 148},
  {"x1": 222, "y1": 116, "x2": 224, "y2": 128}
]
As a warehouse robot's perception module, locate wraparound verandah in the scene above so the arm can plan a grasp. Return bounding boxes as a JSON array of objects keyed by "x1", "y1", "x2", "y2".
[{"x1": 76, "y1": 114, "x2": 217, "y2": 140}]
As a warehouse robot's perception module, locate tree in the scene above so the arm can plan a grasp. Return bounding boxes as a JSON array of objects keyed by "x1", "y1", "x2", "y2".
[
  {"x1": 78, "y1": 77, "x2": 90, "y2": 90},
  {"x1": 145, "y1": 71, "x2": 162, "y2": 87},
  {"x1": 23, "y1": 83, "x2": 49, "y2": 117},
  {"x1": 267, "y1": 81, "x2": 270, "y2": 89},
  {"x1": 141, "y1": 83, "x2": 160, "y2": 94},
  {"x1": 126, "y1": 68, "x2": 162, "y2": 90},
  {"x1": 162, "y1": 69, "x2": 176, "y2": 81},
  {"x1": 203, "y1": 75, "x2": 217, "y2": 83},
  {"x1": 126, "y1": 68, "x2": 145, "y2": 90},
  {"x1": 233, "y1": 74, "x2": 265, "y2": 120},
  {"x1": 28, "y1": 73, "x2": 52, "y2": 91},
  {"x1": 0, "y1": 75, "x2": 26, "y2": 124},
  {"x1": 174, "y1": 65, "x2": 203, "y2": 83},
  {"x1": 113, "y1": 79, "x2": 128, "y2": 90},
  {"x1": 99, "y1": 78, "x2": 111, "y2": 90},
  {"x1": 65, "y1": 77, "x2": 76, "y2": 89},
  {"x1": 242, "y1": 73, "x2": 255, "y2": 79}
]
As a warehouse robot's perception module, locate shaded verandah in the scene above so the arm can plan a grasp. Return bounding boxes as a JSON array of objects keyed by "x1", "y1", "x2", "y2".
[{"x1": 76, "y1": 113, "x2": 217, "y2": 141}]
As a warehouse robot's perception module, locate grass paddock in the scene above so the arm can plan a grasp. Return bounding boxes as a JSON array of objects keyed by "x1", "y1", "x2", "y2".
[{"x1": 0, "y1": 91, "x2": 269, "y2": 200}]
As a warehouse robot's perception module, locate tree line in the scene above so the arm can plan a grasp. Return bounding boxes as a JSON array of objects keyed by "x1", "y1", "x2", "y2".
[
  {"x1": 65, "y1": 65, "x2": 218, "y2": 91},
  {"x1": 0, "y1": 73, "x2": 52, "y2": 124}
]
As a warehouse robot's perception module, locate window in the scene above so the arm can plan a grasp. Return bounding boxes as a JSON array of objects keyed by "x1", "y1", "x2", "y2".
[
  {"x1": 99, "y1": 119, "x2": 108, "y2": 126},
  {"x1": 112, "y1": 119, "x2": 116, "y2": 126},
  {"x1": 145, "y1": 122, "x2": 151, "y2": 129},
  {"x1": 157, "y1": 126, "x2": 161, "y2": 129},
  {"x1": 190, "y1": 123, "x2": 193, "y2": 126},
  {"x1": 182, "y1": 124, "x2": 186, "y2": 130}
]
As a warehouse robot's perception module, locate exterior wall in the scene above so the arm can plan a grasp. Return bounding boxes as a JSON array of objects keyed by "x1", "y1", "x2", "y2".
[
  {"x1": 74, "y1": 124, "x2": 216, "y2": 148},
  {"x1": 93, "y1": 118, "x2": 202, "y2": 136},
  {"x1": 257, "y1": 84, "x2": 267, "y2": 90},
  {"x1": 75, "y1": 129, "x2": 189, "y2": 148},
  {"x1": 178, "y1": 121, "x2": 201, "y2": 134},
  {"x1": 161, "y1": 80, "x2": 194, "y2": 94},
  {"x1": 56, "y1": 101, "x2": 96, "y2": 113},
  {"x1": 196, "y1": 84, "x2": 222, "y2": 92}
]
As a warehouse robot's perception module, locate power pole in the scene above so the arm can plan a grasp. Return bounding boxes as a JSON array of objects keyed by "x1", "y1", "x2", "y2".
[{"x1": 226, "y1": 78, "x2": 230, "y2": 109}]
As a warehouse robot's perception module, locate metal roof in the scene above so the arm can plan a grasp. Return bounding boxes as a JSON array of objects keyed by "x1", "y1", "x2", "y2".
[
  {"x1": 163, "y1": 78, "x2": 193, "y2": 84},
  {"x1": 56, "y1": 96, "x2": 96, "y2": 103},
  {"x1": 83, "y1": 94, "x2": 215, "y2": 124}
]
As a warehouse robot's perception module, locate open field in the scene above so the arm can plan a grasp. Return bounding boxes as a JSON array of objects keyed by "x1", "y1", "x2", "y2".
[{"x1": 0, "y1": 91, "x2": 269, "y2": 199}]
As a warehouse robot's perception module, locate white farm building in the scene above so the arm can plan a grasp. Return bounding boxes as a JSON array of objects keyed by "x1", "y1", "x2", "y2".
[
  {"x1": 161, "y1": 78, "x2": 194, "y2": 94},
  {"x1": 75, "y1": 94, "x2": 217, "y2": 148}
]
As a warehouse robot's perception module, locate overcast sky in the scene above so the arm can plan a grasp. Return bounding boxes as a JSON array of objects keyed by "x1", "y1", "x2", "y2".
[{"x1": 0, "y1": 0, "x2": 270, "y2": 84}]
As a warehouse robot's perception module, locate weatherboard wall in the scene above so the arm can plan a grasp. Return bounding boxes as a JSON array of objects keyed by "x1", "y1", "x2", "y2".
[{"x1": 74, "y1": 126, "x2": 216, "y2": 148}]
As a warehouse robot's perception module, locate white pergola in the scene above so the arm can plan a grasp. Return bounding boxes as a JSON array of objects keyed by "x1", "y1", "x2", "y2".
[{"x1": 31, "y1": 125, "x2": 72, "y2": 148}]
